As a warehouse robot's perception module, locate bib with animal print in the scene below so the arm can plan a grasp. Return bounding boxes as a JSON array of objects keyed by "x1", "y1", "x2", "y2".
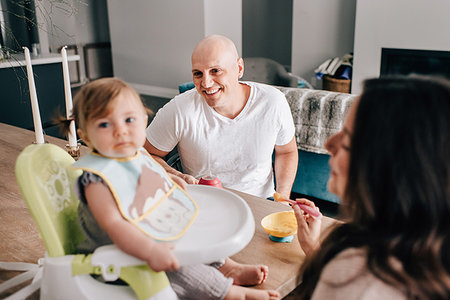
[{"x1": 73, "y1": 148, "x2": 198, "y2": 241}]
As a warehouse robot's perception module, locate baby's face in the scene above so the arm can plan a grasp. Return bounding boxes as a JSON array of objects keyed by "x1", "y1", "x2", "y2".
[{"x1": 83, "y1": 92, "x2": 148, "y2": 158}]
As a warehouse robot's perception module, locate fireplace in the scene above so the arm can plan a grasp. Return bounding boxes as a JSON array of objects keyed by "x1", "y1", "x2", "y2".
[{"x1": 380, "y1": 48, "x2": 450, "y2": 79}]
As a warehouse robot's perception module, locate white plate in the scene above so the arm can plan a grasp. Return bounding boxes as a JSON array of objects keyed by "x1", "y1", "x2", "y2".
[{"x1": 172, "y1": 184, "x2": 255, "y2": 265}]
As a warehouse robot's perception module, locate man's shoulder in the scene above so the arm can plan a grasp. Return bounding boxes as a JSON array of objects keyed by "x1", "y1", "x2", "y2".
[
  {"x1": 245, "y1": 81, "x2": 286, "y2": 99},
  {"x1": 160, "y1": 89, "x2": 202, "y2": 112},
  {"x1": 244, "y1": 82, "x2": 287, "y2": 109},
  {"x1": 171, "y1": 88, "x2": 201, "y2": 103}
]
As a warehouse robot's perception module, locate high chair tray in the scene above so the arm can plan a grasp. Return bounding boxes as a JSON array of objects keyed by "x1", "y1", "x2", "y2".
[{"x1": 172, "y1": 184, "x2": 255, "y2": 265}]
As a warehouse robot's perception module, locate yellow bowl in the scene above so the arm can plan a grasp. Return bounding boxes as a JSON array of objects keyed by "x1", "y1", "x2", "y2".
[{"x1": 261, "y1": 211, "x2": 297, "y2": 238}]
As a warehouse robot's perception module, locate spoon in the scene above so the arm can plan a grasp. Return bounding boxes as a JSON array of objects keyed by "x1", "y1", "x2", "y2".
[{"x1": 273, "y1": 192, "x2": 322, "y2": 219}]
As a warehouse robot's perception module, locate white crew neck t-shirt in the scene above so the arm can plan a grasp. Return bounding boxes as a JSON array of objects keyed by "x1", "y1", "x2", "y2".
[{"x1": 146, "y1": 81, "x2": 295, "y2": 198}]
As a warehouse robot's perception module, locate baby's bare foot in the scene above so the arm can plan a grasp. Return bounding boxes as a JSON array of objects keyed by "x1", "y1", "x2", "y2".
[
  {"x1": 224, "y1": 286, "x2": 279, "y2": 300},
  {"x1": 219, "y1": 258, "x2": 269, "y2": 286}
]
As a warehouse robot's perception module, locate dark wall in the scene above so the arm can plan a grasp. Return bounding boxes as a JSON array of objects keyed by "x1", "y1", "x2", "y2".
[
  {"x1": 242, "y1": 0, "x2": 293, "y2": 70},
  {"x1": 1, "y1": 0, "x2": 39, "y2": 51},
  {"x1": 0, "y1": 63, "x2": 66, "y2": 138}
]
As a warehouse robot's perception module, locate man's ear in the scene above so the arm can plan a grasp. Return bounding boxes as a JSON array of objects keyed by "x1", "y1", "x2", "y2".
[{"x1": 237, "y1": 57, "x2": 244, "y2": 79}]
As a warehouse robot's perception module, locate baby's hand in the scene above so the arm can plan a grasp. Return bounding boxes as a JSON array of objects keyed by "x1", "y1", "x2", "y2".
[{"x1": 146, "y1": 243, "x2": 179, "y2": 272}]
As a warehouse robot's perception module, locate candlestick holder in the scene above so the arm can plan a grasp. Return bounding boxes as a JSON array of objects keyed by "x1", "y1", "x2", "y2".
[{"x1": 65, "y1": 143, "x2": 81, "y2": 160}]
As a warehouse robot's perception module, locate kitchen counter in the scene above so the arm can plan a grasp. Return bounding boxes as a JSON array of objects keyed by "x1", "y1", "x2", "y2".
[{"x1": 0, "y1": 53, "x2": 80, "y2": 69}]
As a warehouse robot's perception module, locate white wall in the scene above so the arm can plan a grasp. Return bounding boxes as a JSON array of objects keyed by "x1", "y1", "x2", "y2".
[
  {"x1": 37, "y1": 1, "x2": 356, "y2": 96},
  {"x1": 204, "y1": 0, "x2": 242, "y2": 55},
  {"x1": 291, "y1": 0, "x2": 356, "y2": 88},
  {"x1": 352, "y1": 0, "x2": 450, "y2": 94},
  {"x1": 107, "y1": 0, "x2": 242, "y2": 98}
]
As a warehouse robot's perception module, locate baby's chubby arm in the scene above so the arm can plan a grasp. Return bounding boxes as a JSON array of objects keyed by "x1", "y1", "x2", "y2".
[{"x1": 85, "y1": 182, "x2": 179, "y2": 272}]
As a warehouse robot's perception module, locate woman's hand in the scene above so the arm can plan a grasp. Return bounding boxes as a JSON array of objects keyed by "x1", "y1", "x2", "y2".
[{"x1": 293, "y1": 198, "x2": 322, "y2": 256}]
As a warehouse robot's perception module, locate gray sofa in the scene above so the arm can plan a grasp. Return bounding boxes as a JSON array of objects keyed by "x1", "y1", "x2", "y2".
[
  {"x1": 276, "y1": 86, "x2": 357, "y2": 203},
  {"x1": 241, "y1": 57, "x2": 298, "y2": 87}
]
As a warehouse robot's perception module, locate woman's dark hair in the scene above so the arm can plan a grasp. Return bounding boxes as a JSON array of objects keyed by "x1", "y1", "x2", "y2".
[{"x1": 298, "y1": 75, "x2": 450, "y2": 299}]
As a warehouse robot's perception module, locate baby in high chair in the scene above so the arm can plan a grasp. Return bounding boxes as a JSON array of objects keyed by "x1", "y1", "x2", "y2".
[{"x1": 66, "y1": 77, "x2": 279, "y2": 300}]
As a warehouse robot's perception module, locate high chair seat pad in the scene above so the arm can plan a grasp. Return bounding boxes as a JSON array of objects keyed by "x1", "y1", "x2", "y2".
[{"x1": 171, "y1": 184, "x2": 254, "y2": 265}]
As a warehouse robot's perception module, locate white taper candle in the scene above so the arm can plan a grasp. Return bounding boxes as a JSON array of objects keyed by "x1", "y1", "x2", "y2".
[
  {"x1": 61, "y1": 46, "x2": 77, "y2": 147},
  {"x1": 23, "y1": 46, "x2": 45, "y2": 144}
]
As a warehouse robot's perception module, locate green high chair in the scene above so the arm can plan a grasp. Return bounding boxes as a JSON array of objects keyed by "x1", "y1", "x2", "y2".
[{"x1": 14, "y1": 143, "x2": 177, "y2": 300}]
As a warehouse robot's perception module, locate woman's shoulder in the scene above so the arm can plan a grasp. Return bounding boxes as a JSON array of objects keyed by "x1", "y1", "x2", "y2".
[
  {"x1": 320, "y1": 247, "x2": 368, "y2": 283},
  {"x1": 312, "y1": 247, "x2": 406, "y2": 300}
]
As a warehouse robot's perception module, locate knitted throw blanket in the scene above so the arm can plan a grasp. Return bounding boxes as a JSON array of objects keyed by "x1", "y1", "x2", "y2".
[{"x1": 277, "y1": 87, "x2": 357, "y2": 154}]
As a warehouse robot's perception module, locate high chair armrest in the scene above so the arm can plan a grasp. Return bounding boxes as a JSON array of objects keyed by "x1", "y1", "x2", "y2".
[{"x1": 91, "y1": 244, "x2": 146, "y2": 281}]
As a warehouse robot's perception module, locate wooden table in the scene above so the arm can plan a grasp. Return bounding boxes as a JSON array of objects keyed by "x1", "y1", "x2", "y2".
[
  {"x1": 0, "y1": 123, "x2": 337, "y2": 299},
  {"x1": 0, "y1": 123, "x2": 89, "y2": 298}
]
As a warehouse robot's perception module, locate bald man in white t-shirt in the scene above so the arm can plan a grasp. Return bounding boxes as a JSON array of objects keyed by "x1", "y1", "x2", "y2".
[{"x1": 145, "y1": 34, "x2": 298, "y2": 199}]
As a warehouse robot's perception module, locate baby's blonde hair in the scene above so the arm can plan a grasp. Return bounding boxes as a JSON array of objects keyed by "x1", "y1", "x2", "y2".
[{"x1": 72, "y1": 77, "x2": 150, "y2": 133}]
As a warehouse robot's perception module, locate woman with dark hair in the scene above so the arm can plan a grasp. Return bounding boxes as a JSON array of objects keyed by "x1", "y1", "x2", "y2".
[{"x1": 293, "y1": 76, "x2": 450, "y2": 299}]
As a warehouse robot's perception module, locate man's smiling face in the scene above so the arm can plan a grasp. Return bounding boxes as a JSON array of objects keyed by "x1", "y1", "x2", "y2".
[{"x1": 191, "y1": 36, "x2": 243, "y2": 110}]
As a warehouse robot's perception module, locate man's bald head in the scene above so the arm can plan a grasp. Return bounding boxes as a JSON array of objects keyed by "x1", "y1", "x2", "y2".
[
  {"x1": 190, "y1": 35, "x2": 247, "y2": 116},
  {"x1": 192, "y1": 35, "x2": 240, "y2": 65}
]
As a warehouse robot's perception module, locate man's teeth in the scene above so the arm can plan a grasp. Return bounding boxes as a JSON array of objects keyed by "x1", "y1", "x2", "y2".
[{"x1": 205, "y1": 89, "x2": 219, "y2": 95}]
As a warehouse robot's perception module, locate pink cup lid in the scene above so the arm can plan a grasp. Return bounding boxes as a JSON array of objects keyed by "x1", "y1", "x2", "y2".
[{"x1": 199, "y1": 175, "x2": 222, "y2": 188}]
